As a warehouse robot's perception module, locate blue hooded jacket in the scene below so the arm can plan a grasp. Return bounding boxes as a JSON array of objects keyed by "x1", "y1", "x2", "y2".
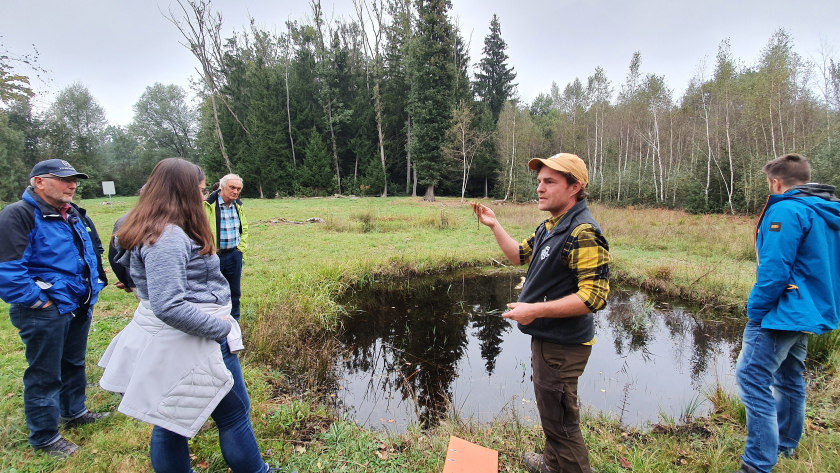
[
  {"x1": 0, "y1": 188, "x2": 104, "y2": 316},
  {"x1": 747, "y1": 183, "x2": 840, "y2": 334}
]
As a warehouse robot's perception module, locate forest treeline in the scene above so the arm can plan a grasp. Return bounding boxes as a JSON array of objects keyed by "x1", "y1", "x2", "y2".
[{"x1": 2, "y1": 0, "x2": 840, "y2": 213}]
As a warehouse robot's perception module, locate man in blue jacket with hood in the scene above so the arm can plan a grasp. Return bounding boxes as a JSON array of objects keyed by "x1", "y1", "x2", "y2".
[
  {"x1": 0, "y1": 159, "x2": 108, "y2": 457},
  {"x1": 735, "y1": 153, "x2": 840, "y2": 473}
]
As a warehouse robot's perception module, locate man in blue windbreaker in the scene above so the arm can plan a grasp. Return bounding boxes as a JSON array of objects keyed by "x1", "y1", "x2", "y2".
[
  {"x1": 735, "y1": 153, "x2": 840, "y2": 473},
  {"x1": 0, "y1": 159, "x2": 109, "y2": 457}
]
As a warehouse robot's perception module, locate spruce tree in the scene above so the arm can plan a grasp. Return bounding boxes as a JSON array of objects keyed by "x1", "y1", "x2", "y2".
[
  {"x1": 409, "y1": 0, "x2": 456, "y2": 201},
  {"x1": 474, "y1": 14, "x2": 517, "y2": 123},
  {"x1": 300, "y1": 127, "x2": 336, "y2": 196}
]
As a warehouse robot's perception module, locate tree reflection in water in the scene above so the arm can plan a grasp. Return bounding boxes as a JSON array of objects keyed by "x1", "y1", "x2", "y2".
[
  {"x1": 339, "y1": 273, "x2": 517, "y2": 428},
  {"x1": 337, "y1": 273, "x2": 745, "y2": 430}
]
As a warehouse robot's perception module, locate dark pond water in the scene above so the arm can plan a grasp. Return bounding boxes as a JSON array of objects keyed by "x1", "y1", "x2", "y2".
[{"x1": 335, "y1": 272, "x2": 746, "y2": 431}]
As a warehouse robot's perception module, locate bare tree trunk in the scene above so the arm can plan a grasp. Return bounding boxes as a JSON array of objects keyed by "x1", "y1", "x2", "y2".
[
  {"x1": 703, "y1": 91, "x2": 713, "y2": 206},
  {"x1": 778, "y1": 89, "x2": 785, "y2": 153},
  {"x1": 667, "y1": 110, "x2": 674, "y2": 202},
  {"x1": 285, "y1": 20, "x2": 296, "y2": 166},
  {"x1": 209, "y1": 93, "x2": 232, "y2": 172},
  {"x1": 355, "y1": 0, "x2": 388, "y2": 197},
  {"x1": 599, "y1": 110, "x2": 605, "y2": 200},
  {"x1": 311, "y1": 0, "x2": 341, "y2": 193},
  {"x1": 624, "y1": 125, "x2": 630, "y2": 172},
  {"x1": 725, "y1": 99, "x2": 735, "y2": 214},
  {"x1": 412, "y1": 166, "x2": 417, "y2": 197},
  {"x1": 768, "y1": 102, "x2": 778, "y2": 157},
  {"x1": 617, "y1": 126, "x2": 623, "y2": 201},
  {"x1": 423, "y1": 184, "x2": 435, "y2": 202},
  {"x1": 504, "y1": 108, "x2": 517, "y2": 201},
  {"x1": 652, "y1": 108, "x2": 664, "y2": 202},
  {"x1": 637, "y1": 137, "x2": 642, "y2": 197},
  {"x1": 375, "y1": 83, "x2": 388, "y2": 197},
  {"x1": 649, "y1": 129, "x2": 659, "y2": 201},
  {"x1": 354, "y1": 153, "x2": 359, "y2": 184},
  {"x1": 326, "y1": 102, "x2": 341, "y2": 192},
  {"x1": 166, "y1": 0, "x2": 235, "y2": 172},
  {"x1": 407, "y1": 114, "x2": 412, "y2": 195},
  {"x1": 592, "y1": 107, "x2": 599, "y2": 181},
  {"x1": 460, "y1": 126, "x2": 468, "y2": 203}
]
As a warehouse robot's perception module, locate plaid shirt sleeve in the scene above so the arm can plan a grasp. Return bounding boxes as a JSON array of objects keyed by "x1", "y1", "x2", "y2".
[
  {"x1": 519, "y1": 232, "x2": 537, "y2": 265},
  {"x1": 562, "y1": 224, "x2": 611, "y2": 311}
]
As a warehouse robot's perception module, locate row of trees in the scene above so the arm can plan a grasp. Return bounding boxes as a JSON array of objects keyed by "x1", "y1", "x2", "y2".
[
  {"x1": 0, "y1": 74, "x2": 198, "y2": 200},
  {"x1": 2, "y1": 1, "x2": 840, "y2": 213},
  {"x1": 500, "y1": 32, "x2": 840, "y2": 213},
  {"x1": 172, "y1": 0, "x2": 512, "y2": 201}
]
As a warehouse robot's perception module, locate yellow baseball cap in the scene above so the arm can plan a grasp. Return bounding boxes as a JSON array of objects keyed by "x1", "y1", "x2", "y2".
[{"x1": 528, "y1": 153, "x2": 589, "y2": 187}]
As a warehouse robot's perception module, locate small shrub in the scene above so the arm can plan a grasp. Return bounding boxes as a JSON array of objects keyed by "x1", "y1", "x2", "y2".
[
  {"x1": 435, "y1": 206, "x2": 450, "y2": 230},
  {"x1": 708, "y1": 384, "x2": 746, "y2": 425},
  {"x1": 417, "y1": 206, "x2": 452, "y2": 230},
  {"x1": 645, "y1": 265, "x2": 674, "y2": 282},
  {"x1": 346, "y1": 209, "x2": 378, "y2": 233},
  {"x1": 324, "y1": 215, "x2": 351, "y2": 232}
]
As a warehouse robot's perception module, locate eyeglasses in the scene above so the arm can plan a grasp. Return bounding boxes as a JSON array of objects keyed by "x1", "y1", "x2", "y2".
[
  {"x1": 40, "y1": 175, "x2": 78, "y2": 185},
  {"x1": 200, "y1": 187, "x2": 209, "y2": 195}
]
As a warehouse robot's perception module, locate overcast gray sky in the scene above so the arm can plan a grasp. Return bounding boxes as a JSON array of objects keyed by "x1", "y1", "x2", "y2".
[{"x1": 2, "y1": 0, "x2": 839, "y2": 126}]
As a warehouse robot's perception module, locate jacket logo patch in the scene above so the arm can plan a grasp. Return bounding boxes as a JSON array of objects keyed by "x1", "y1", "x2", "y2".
[
  {"x1": 540, "y1": 246, "x2": 551, "y2": 260},
  {"x1": 770, "y1": 222, "x2": 782, "y2": 232}
]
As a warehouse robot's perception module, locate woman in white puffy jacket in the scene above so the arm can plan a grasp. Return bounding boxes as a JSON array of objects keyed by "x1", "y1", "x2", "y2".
[{"x1": 99, "y1": 158, "x2": 278, "y2": 473}]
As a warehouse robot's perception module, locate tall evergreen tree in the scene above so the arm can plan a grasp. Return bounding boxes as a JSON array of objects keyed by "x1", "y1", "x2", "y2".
[
  {"x1": 474, "y1": 14, "x2": 517, "y2": 123},
  {"x1": 382, "y1": 0, "x2": 413, "y2": 194},
  {"x1": 452, "y1": 25, "x2": 472, "y2": 106},
  {"x1": 299, "y1": 127, "x2": 337, "y2": 195},
  {"x1": 409, "y1": 0, "x2": 456, "y2": 201}
]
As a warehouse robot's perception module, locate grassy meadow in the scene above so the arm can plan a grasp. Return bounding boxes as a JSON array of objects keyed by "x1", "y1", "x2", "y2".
[{"x1": 1, "y1": 196, "x2": 838, "y2": 472}]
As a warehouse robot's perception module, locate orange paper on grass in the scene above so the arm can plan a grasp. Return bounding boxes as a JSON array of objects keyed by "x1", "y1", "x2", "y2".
[{"x1": 442, "y1": 435, "x2": 498, "y2": 473}]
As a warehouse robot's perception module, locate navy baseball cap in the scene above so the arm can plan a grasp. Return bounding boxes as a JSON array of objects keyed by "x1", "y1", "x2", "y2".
[{"x1": 29, "y1": 159, "x2": 89, "y2": 179}]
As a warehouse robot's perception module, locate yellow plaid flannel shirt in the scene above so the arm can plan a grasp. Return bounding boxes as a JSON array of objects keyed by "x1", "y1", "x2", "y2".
[{"x1": 519, "y1": 212, "x2": 612, "y2": 313}]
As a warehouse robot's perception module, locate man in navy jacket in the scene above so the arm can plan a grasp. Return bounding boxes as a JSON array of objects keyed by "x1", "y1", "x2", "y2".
[
  {"x1": 735, "y1": 154, "x2": 840, "y2": 473},
  {"x1": 0, "y1": 159, "x2": 109, "y2": 457}
]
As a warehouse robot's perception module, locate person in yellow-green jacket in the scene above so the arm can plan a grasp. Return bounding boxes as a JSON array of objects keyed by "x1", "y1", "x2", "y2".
[{"x1": 204, "y1": 174, "x2": 248, "y2": 321}]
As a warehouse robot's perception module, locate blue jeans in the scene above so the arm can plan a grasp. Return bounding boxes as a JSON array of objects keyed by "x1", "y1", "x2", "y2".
[
  {"x1": 9, "y1": 304, "x2": 91, "y2": 447},
  {"x1": 219, "y1": 250, "x2": 243, "y2": 321},
  {"x1": 736, "y1": 320, "x2": 808, "y2": 473},
  {"x1": 150, "y1": 341, "x2": 266, "y2": 473}
]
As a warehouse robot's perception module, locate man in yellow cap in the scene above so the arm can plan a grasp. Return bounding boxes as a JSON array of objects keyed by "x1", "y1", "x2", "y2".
[{"x1": 472, "y1": 153, "x2": 611, "y2": 473}]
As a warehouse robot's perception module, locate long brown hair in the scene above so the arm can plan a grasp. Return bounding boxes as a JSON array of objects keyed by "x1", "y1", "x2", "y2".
[{"x1": 116, "y1": 158, "x2": 215, "y2": 255}]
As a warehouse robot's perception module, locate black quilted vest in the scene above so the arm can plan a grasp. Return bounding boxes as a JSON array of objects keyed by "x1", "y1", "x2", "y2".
[{"x1": 517, "y1": 199, "x2": 603, "y2": 344}]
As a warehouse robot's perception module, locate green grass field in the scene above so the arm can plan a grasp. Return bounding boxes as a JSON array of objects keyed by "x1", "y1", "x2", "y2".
[{"x1": 1, "y1": 196, "x2": 838, "y2": 472}]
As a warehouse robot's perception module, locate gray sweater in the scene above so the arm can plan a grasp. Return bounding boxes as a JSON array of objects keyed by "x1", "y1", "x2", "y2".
[{"x1": 125, "y1": 225, "x2": 231, "y2": 341}]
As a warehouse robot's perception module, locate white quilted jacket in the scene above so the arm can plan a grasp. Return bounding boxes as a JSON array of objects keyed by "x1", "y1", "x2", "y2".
[{"x1": 98, "y1": 301, "x2": 234, "y2": 438}]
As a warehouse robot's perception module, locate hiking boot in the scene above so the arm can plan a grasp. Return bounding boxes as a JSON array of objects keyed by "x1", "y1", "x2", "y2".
[
  {"x1": 61, "y1": 411, "x2": 111, "y2": 427},
  {"x1": 734, "y1": 460, "x2": 759, "y2": 473},
  {"x1": 522, "y1": 452, "x2": 552, "y2": 473},
  {"x1": 34, "y1": 437, "x2": 80, "y2": 457},
  {"x1": 267, "y1": 468, "x2": 298, "y2": 473}
]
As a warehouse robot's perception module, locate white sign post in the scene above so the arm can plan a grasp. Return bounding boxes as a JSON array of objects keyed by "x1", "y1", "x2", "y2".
[{"x1": 102, "y1": 181, "x2": 116, "y2": 209}]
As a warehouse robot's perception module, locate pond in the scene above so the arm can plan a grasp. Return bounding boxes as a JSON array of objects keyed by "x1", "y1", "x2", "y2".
[{"x1": 335, "y1": 271, "x2": 746, "y2": 431}]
